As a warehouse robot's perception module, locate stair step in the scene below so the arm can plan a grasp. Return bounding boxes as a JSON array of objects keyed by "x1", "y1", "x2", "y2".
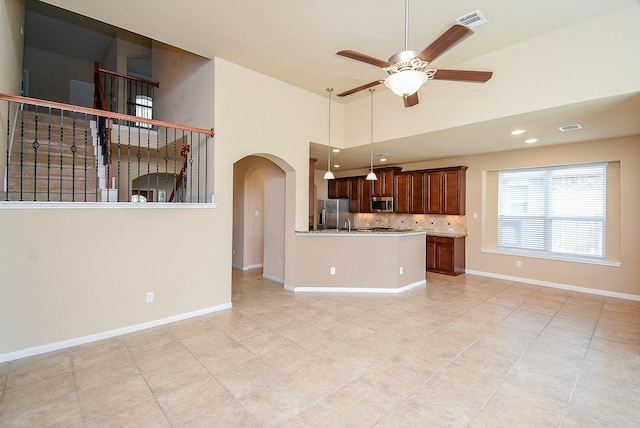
[
  {"x1": 7, "y1": 110, "x2": 111, "y2": 201},
  {"x1": 8, "y1": 163, "x2": 101, "y2": 178},
  {"x1": 7, "y1": 177, "x2": 98, "y2": 193},
  {"x1": 6, "y1": 191, "x2": 101, "y2": 202}
]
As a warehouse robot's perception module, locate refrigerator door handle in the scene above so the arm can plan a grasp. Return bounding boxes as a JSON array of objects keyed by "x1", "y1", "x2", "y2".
[{"x1": 319, "y1": 209, "x2": 325, "y2": 226}]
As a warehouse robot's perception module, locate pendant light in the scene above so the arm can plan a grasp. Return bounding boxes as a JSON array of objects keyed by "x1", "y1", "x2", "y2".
[
  {"x1": 366, "y1": 88, "x2": 377, "y2": 181},
  {"x1": 323, "y1": 88, "x2": 335, "y2": 180}
]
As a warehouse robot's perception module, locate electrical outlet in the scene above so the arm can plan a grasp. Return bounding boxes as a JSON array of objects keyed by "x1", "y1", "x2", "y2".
[
  {"x1": 146, "y1": 292, "x2": 154, "y2": 303},
  {"x1": 399, "y1": 266, "x2": 404, "y2": 275},
  {"x1": 330, "y1": 267, "x2": 336, "y2": 275},
  {"x1": 516, "y1": 260, "x2": 522, "y2": 268}
]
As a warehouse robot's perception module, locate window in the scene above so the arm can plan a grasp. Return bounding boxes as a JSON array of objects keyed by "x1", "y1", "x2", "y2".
[
  {"x1": 135, "y1": 95, "x2": 152, "y2": 128},
  {"x1": 498, "y1": 163, "x2": 606, "y2": 259}
]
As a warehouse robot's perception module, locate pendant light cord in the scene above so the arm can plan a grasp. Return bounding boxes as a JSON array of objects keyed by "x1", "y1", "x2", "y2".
[
  {"x1": 327, "y1": 88, "x2": 333, "y2": 176},
  {"x1": 369, "y1": 88, "x2": 375, "y2": 174}
]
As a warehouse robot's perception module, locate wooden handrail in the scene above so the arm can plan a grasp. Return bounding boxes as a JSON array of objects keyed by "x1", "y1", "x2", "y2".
[
  {"x1": 0, "y1": 93, "x2": 214, "y2": 137},
  {"x1": 95, "y1": 62, "x2": 160, "y2": 88},
  {"x1": 93, "y1": 62, "x2": 109, "y2": 111}
]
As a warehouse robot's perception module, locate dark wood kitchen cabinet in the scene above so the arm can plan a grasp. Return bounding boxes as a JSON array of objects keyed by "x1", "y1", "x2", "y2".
[
  {"x1": 349, "y1": 176, "x2": 371, "y2": 213},
  {"x1": 371, "y1": 167, "x2": 402, "y2": 197},
  {"x1": 426, "y1": 235, "x2": 465, "y2": 275},
  {"x1": 394, "y1": 174, "x2": 410, "y2": 213},
  {"x1": 426, "y1": 166, "x2": 467, "y2": 215},
  {"x1": 327, "y1": 176, "x2": 371, "y2": 212},
  {"x1": 394, "y1": 171, "x2": 425, "y2": 214},
  {"x1": 327, "y1": 177, "x2": 350, "y2": 199}
]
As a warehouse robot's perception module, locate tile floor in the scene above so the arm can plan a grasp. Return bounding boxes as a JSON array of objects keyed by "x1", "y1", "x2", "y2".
[{"x1": 1, "y1": 270, "x2": 639, "y2": 427}]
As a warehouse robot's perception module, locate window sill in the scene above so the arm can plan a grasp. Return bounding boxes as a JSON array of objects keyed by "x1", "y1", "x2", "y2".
[{"x1": 480, "y1": 247, "x2": 621, "y2": 267}]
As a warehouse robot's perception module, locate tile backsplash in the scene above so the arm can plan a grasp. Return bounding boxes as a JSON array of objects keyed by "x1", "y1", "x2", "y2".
[{"x1": 354, "y1": 213, "x2": 467, "y2": 235}]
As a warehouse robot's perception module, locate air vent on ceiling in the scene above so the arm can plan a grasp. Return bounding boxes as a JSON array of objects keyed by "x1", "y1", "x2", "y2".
[
  {"x1": 455, "y1": 10, "x2": 487, "y2": 28},
  {"x1": 558, "y1": 124, "x2": 583, "y2": 132}
]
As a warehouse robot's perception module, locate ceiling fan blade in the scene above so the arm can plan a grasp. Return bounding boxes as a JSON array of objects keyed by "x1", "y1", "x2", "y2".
[
  {"x1": 403, "y1": 92, "x2": 419, "y2": 108},
  {"x1": 336, "y1": 80, "x2": 384, "y2": 98},
  {"x1": 417, "y1": 24, "x2": 471, "y2": 63},
  {"x1": 432, "y1": 69, "x2": 493, "y2": 82},
  {"x1": 337, "y1": 50, "x2": 390, "y2": 68}
]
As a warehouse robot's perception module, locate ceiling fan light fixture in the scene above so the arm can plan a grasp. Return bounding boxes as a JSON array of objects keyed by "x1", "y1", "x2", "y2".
[{"x1": 384, "y1": 70, "x2": 428, "y2": 97}]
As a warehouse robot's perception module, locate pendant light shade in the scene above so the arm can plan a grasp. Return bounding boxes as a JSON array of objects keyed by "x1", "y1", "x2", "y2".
[
  {"x1": 366, "y1": 88, "x2": 377, "y2": 181},
  {"x1": 324, "y1": 88, "x2": 335, "y2": 180}
]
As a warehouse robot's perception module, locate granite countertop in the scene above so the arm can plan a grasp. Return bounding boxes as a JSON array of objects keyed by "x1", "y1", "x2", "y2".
[
  {"x1": 425, "y1": 231, "x2": 467, "y2": 238},
  {"x1": 297, "y1": 228, "x2": 427, "y2": 236},
  {"x1": 297, "y1": 228, "x2": 466, "y2": 237}
]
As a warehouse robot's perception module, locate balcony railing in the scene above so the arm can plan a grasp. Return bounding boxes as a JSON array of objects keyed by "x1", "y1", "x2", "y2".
[{"x1": 1, "y1": 93, "x2": 214, "y2": 203}]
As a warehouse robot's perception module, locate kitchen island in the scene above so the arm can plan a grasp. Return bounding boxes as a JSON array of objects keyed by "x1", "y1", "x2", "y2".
[{"x1": 288, "y1": 229, "x2": 427, "y2": 293}]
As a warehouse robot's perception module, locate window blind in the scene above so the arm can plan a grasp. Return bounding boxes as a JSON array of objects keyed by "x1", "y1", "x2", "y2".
[{"x1": 498, "y1": 163, "x2": 606, "y2": 259}]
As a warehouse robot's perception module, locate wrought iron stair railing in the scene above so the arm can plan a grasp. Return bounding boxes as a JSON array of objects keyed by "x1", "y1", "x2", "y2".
[{"x1": 1, "y1": 93, "x2": 214, "y2": 203}]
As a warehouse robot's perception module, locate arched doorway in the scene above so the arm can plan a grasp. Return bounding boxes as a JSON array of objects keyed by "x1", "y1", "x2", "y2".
[{"x1": 232, "y1": 155, "x2": 288, "y2": 284}]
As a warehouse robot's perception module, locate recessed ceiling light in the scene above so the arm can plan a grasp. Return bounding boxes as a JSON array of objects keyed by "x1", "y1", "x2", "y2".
[
  {"x1": 525, "y1": 138, "x2": 538, "y2": 144},
  {"x1": 510, "y1": 129, "x2": 526, "y2": 135},
  {"x1": 332, "y1": 148, "x2": 341, "y2": 153},
  {"x1": 333, "y1": 164, "x2": 340, "y2": 168},
  {"x1": 379, "y1": 158, "x2": 388, "y2": 162}
]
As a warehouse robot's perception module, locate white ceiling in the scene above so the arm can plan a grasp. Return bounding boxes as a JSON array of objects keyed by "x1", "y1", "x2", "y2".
[{"x1": 39, "y1": 0, "x2": 640, "y2": 170}]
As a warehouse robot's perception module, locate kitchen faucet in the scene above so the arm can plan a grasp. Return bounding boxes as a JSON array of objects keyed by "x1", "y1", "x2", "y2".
[{"x1": 344, "y1": 218, "x2": 351, "y2": 232}]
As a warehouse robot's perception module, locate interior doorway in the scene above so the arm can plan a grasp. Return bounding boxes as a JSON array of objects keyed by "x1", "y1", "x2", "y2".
[{"x1": 232, "y1": 155, "x2": 287, "y2": 284}]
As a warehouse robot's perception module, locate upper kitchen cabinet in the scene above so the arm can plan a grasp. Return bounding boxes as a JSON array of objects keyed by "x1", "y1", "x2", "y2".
[
  {"x1": 327, "y1": 177, "x2": 350, "y2": 199},
  {"x1": 426, "y1": 166, "x2": 467, "y2": 215},
  {"x1": 394, "y1": 171, "x2": 425, "y2": 214},
  {"x1": 349, "y1": 176, "x2": 371, "y2": 213},
  {"x1": 371, "y1": 167, "x2": 402, "y2": 197}
]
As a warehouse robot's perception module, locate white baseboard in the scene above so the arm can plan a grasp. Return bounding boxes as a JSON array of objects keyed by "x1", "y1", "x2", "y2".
[
  {"x1": 465, "y1": 269, "x2": 640, "y2": 301},
  {"x1": 284, "y1": 279, "x2": 426, "y2": 294},
  {"x1": 0, "y1": 302, "x2": 232, "y2": 363},
  {"x1": 243, "y1": 263, "x2": 263, "y2": 271},
  {"x1": 263, "y1": 273, "x2": 284, "y2": 284}
]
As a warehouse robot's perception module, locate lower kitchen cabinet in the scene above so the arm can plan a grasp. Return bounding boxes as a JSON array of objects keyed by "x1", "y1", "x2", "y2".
[{"x1": 426, "y1": 235, "x2": 465, "y2": 275}]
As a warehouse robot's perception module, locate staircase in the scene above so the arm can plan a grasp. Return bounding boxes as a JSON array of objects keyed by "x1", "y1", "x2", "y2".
[{"x1": 6, "y1": 109, "x2": 111, "y2": 202}]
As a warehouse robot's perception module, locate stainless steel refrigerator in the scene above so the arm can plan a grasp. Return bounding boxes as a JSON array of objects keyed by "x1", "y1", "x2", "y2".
[{"x1": 317, "y1": 199, "x2": 354, "y2": 230}]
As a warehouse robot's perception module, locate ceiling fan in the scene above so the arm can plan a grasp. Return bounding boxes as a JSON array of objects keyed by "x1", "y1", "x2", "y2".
[{"x1": 336, "y1": 1, "x2": 493, "y2": 108}]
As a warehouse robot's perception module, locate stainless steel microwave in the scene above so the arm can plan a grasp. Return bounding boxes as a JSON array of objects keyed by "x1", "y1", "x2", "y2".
[{"x1": 371, "y1": 196, "x2": 394, "y2": 212}]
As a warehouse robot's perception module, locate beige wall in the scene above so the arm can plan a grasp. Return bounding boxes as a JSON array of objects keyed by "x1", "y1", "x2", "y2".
[
  {"x1": 0, "y1": 206, "x2": 230, "y2": 356},
  {"x1": 213, "y1": 57, "x2": 342, "y2": 288},
  {"x1": 385, "y1": 135, "x2": 639, "y2": 297}
]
